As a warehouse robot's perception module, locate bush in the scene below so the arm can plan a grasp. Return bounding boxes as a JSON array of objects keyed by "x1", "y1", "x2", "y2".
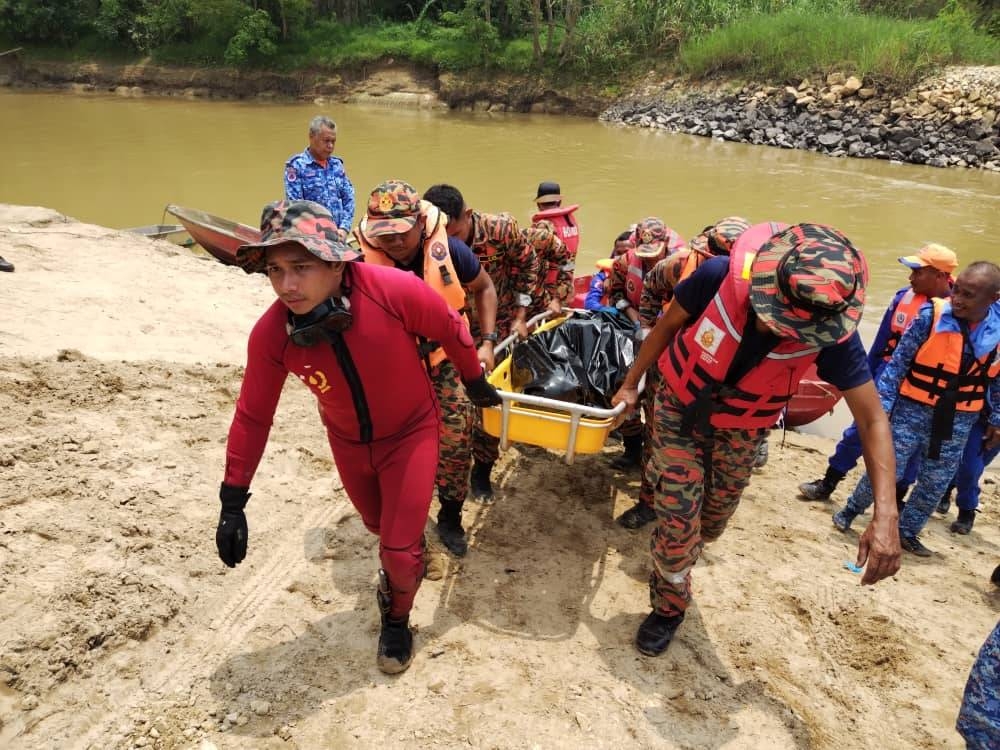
[
  {"x1": 223, "y1": 8, "x2": 278, "y2": 66},
  {"x1": 1, "y1": 0, "x2": 91, "y2": 45}
]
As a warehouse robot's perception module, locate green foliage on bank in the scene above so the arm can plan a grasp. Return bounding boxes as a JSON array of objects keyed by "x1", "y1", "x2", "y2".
[
  {"x1": 0, "y1": 0, "x2": 997, "y2": 87},
  {"x1": 679, "y1": 1, "x2": 1000, "y2": 86}
]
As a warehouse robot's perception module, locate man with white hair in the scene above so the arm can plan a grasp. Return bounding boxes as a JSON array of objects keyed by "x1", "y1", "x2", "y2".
[{"x1": 284, "y1": 115, "x2": 355, "y2": 229}]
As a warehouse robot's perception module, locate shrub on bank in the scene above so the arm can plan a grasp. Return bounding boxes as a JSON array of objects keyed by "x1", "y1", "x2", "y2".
[{"x1": 679, "y1": 4, "x2": 1000, "y2": 87}]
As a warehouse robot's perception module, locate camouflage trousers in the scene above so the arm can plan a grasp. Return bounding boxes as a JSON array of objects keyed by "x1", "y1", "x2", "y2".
[
  {"x1": 843, "y1": 397, "x2": 979, "y2": 538},
  {"x1": 472, "y1": 424, "x2": 500, "y2": 465},
  {"x1": 636, "y1": 368, "x2": 660, "y2": 509},
  {"x1": 431, "y1": 359, "x2": 473, "y2": 502},
  {"x1": 647, "y1": 384, "x2": 767, "y2": 616},
  {"x1": 957, "y1": 619, "x2": 1000, "y2": 750}
]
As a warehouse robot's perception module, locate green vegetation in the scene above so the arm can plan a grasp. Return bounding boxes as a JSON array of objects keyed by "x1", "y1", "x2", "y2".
[
  {"x1": 0, "y1": 0, "x2": 997, "y2": 88},
  {"x1": 679, "y1": 1, "x2": 1000, "y2": 86}
]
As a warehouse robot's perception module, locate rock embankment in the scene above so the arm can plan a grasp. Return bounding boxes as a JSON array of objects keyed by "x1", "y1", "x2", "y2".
[{"x1": 602, "y1": 66, "x2": 1000, "y2": 171}]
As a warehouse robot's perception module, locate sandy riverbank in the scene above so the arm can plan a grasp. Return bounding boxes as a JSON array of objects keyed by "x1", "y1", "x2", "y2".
[{"x1": 0, "y1": 205, "x2": 998, "y2": 750}]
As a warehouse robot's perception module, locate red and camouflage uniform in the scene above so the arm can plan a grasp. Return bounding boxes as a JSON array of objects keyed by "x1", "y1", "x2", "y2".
[
  {"x1": 526, "y1": 219, "x2": 573, "y2": 316},
  {"x1": 646, "y1": 386, "x2": 766, "y2": 615},
  {"x1": 465, "y1": 210, "x2": 539, "y2": 339},
  {"x1": 431, "y1": 359, "x2": 473, "y2": 502},
  {"x1": 466, "y1": 210, "x2": 539, "y2": 465},
  {"x1": 606, "y1": 226, "x2": 672, "y2": 447},
  {"x1": 639, "y1": 217, "x2": 752, "y2": 327},
  {"x1": 360, "y1": 180, "x2": 479, "y2": 506}
]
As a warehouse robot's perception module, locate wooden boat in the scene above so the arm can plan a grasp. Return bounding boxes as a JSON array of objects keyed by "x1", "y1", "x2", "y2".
[
  {"x1": 569, "y1": 273, "x2": 843, "y2": 427},
  {"x1": 165, "y1": 204, "x2": 261, "y2": 265},
  {"x1": 124, "y1": 223, "x2": 194, "y2": 246}
]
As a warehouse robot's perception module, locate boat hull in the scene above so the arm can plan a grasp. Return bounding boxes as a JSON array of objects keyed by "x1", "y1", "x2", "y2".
[
  {"x1": 165, "y1": 204, "x2": 261, "y2": 265},
  {"x1": 124, "y1": 224, "x2": 193, "y2": 246}
]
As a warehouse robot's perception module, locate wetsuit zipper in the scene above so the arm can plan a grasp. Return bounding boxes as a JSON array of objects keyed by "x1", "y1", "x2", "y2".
[{"x1": 328, "y1": 331, "x2": 373, "y2": 443}]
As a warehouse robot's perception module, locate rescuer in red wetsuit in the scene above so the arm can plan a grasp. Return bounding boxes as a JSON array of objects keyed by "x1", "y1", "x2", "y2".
[{"x1": 214, "y1": 200, "x2": 501, "y2": 675}]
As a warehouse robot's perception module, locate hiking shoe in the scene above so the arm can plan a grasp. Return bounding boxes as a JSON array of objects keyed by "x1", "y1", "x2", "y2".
[
  {"x1": 832, "y1": 508, "x2": 856, "y2": 532},
  {"x1": 617, "y1": 502, "x2": 656, "y2": 530},
  {"x1": 0, "y1": 256, "x2": 13, "y2": 273},
  {"x1": 377, "y1": 615, "x2": 414, "y2": 674},
  {"x1": 635, "y1": 611, "x2": 685, "y2": 657},
  {"x1": 470, "y1": 461, "x2": 494, "y2": 503},
  {"x1": 753, "y1": 440, "x2": 769, "y2": 469},
  {"x1": 949, "y1": 509, "x2": 975, "y2": 535},
  {"x1": 799, "y1": 478, "x2": 835, "y2": 502},
  {"x1": 436, "y1": 516, "x2": 468, "y2": 557},
  {"x1": 900, "y1": 535, "x2": 933, "y2": 557}
]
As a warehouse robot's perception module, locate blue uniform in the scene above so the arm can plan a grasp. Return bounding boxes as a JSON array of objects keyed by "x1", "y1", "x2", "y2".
[
  {"x1": 584, "y1": 270, "x2": 608, "y2": 311},
  {"x1": 957, "y1": 620, "x2": 1000, "y2": 750},
  {"x1": 284, "y1": 149, "x2": 355, "y2": 230},
  {"x1": 840, "y1": 304, "x2": 1000, "y2": 538},
  {"x1": 827, "y1": 288, "x2": 920, "y2": 483},
  {"x1": 955, "y1": 412, "x2": 1000, "y2": 512}
]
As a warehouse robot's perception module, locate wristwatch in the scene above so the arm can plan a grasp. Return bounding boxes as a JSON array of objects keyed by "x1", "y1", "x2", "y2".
[{"x1": 481, "y1": 332, "x2": 499, "y2": 344}]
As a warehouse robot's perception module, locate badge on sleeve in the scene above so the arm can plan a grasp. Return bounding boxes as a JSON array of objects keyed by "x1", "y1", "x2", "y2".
[{"x1": 286, "y1": 167, "x2": 297, "y2": 182}]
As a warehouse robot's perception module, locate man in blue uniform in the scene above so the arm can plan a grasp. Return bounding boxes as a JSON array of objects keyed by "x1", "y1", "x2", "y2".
[{"x1": 284, "y1": 115, "x2": 355, "y2": 230}]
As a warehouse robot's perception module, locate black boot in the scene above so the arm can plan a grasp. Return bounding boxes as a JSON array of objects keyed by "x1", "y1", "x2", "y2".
[
  {"x1": 635, "y1": 610, "x2": 685, "y2": 657},
  {"x1": 617, "y1": 501, "x2": 656, "y2": 529},
  {"x1": 950, "y1": 508, "x2": 976, "y2": 535},
  {"x1": 375, "y1": 569, "x2": 414, "y2": 674},
  {"x1": 610, "y1": 434, "x2": 643, "y2": 471},
  {"x1": 937, "y1": 485, "x2": 955, "y2": 515},
  {"x1": 436, "y1": 498, "x2": 468, "y2": 557},
  {"x1": 470, "y1": 460, "x2": 494, "y2": 503},
  {"x1": 798, "y1": 466, "x2": 845, "y2": 501},
  {"x1": 377, "y1": 614, "x2": 414, "y2": 674},
  {"x1": 991, "y1": 564, "x2": 1000, "y2": 587},
  {"x1": 0, "y1": 256, "x2": 13, "y2": 273}
]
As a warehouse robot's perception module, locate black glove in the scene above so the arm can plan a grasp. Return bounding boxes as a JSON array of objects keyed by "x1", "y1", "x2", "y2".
[
  {"x1": 216, "y1": 483, "x2": 250, "y2": 568},
  {"x1": 463, "y1": 372, "x2": 503, "y2": 408}
]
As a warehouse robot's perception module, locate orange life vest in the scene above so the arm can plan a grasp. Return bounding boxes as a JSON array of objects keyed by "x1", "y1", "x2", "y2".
[
  {"x1": 879, "y1": 288, "x2": 928, "y2": 362},
  {"x1": 658, "y1": 244, "x2": 821, "y2": 430},
  {"x1": 899, "y1": 298, "x2": 1000, "y2": 412},
  {"x1": 356, "y1": 201, "x2": 468, "y2": 367}
]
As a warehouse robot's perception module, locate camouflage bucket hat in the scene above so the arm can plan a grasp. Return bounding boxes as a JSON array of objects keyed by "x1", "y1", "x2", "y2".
[
  {"x1": 237, "y1": 200, "x2": 357, "y2": 274},
  {"x1": 634, "y1": 217, "x2": 669, "y2": 258},
  {"x1": 363, "y1": 179, "x2": 421, "y2": 239},
  {"x1": 706, "y1": 215, "x2": 752, "y2": 256},
  {"x1": 750, "y1": 223, "x2": 868, "y2": 346}
]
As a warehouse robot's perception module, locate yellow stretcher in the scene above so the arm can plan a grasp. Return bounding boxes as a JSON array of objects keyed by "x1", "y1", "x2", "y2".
[{"x1": 481, "y1": 312, "x2": 645, "y2": 465}]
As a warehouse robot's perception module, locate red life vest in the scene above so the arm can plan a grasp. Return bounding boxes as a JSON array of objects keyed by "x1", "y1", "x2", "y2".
[
  {"x1": 532, "y1": 204, "x2": 580, "y2": 257},
  {"x1": 658, "y1": 244, "x2": 821, "y2": 430},
  {"x1": 899, "y1": 298, "x2": 1000, "y2": 412},
  {"x1": 356, "y1": 201, "x2": 468, "y2": 367},
  {"x1": 879, "y1": 288, "x2": 928, "y2": 362}
]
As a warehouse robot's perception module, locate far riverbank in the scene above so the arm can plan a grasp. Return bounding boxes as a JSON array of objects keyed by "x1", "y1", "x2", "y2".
[{"x1": 1, "y1": 54, "x2": 998, "y2": 173}]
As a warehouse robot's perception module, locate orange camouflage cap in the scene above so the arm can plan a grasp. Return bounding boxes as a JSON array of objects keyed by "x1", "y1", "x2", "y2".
[
  {"x1": 633, "y1": 217, "x2": 669, "y2": 258},
  {"x1": 364, "y1": 179, "x2": 421, "y2": 238}
]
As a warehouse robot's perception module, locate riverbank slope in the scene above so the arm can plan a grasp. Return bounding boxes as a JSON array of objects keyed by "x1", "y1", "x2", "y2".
[{"x1": 1, "y1": 206, "x2": 998, "y2": 750}]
